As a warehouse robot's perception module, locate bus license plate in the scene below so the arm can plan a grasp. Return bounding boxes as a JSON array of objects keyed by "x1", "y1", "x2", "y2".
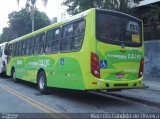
[{"x1": 116, "y1": 74, "x2": 124, "y2": 78}]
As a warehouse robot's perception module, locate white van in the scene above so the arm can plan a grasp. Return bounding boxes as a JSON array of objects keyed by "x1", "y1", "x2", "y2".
[{"x1": 0, "y1": 42, "x2": 8, "y2": 74}]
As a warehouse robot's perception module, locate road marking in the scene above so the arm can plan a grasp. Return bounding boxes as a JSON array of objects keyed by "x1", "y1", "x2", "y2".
[{"x1": 0, "y1": 84, "x2": 70, "y2": 119}]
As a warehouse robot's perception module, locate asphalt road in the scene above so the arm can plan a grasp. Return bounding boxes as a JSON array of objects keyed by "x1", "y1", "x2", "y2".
[{"x1": 0, "y1": 77, "x2": 160, "y2": 119}]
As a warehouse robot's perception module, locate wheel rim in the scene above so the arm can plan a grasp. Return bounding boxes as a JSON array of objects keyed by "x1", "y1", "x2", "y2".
[{"x1": 39, "y1": 76, "x2": 45, "y2": 90}]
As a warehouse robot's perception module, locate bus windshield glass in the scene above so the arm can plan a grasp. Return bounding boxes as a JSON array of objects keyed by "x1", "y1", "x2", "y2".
[{"x1": 96, "y1": 10, "x2": 142, "y2": 47}]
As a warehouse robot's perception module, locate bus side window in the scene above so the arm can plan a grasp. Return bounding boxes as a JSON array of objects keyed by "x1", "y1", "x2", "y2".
[
  {"x1": 8, "y1": 44, "x2": 12, "y2": 56},
  {"x1": 12, "y1": 43, "x2": 16, "y2": 57},
  {"x1": 18, "y1": 41, "x2": 22, "y2": 56},
  {"x1": 15, "y1": 42, "x2": 18, "y2": 56},
  {"x1": 46, "y1": 28, "x2": 60, "y2": 54},
  {"x1": 39, "y1": 33, "x2": 45, "y2": 54},
  {"x1": 52, "y1": 29, "x2": 60, "y2": 53},
  {"x1": 29, "y1": 37, "x2": 35, "y2": 55},
  {"x1": 18, "y1": 41, "x2": 20, "y2": 56},
  {"x1": 21, "y1": 40, "x2": 26, "y2": 56},
  {"x1": 61, "y1": 24, "x2": 73, "y2": 52},
  {"x1": 34, "y1": 35, "x2": 40, "y2": 55},
  {"x1": 46, "y1": 30, "x2": 53, "y2": 53},
  {"x1": 72, "y1": 20, "x2": 85, "y2": 51},
  {"x1": 26, "y1": 38, "x2": 30, "y2": 55}
]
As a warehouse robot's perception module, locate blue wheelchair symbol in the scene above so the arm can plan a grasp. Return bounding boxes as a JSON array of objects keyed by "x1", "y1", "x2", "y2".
[{"x1": 100, "y1": 60, "x2": 107, "y2": 69}]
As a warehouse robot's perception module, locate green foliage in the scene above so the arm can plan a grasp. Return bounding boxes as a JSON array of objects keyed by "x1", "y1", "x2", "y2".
[
  {"x1": 62, "y1": 0, "x2": 140, "y2": 15},
  {"x1": 0, "y1": 7, "x2": 51, "y2": 43},
  {"x1": 8, "y1": 8, "x2": 31, "y2": 37},
  {"x1": 17, "y1": 0, "x2": 48, "y2": 7},
  {"x1": 17, "y1": 0, "x2": 48, "y2": 31},
  {"x1": 0, "y1": 27, "x2": 13, "y2": 43}
]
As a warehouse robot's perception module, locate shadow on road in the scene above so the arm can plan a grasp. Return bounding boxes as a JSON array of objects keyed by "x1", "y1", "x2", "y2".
[{"x1": 0, "y1": 77, "x2": 137, "y2": 108}]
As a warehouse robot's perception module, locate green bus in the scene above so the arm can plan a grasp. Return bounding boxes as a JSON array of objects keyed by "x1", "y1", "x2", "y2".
[{"x1": 6, "y1": 8, "x2": 144, "y2": 94}]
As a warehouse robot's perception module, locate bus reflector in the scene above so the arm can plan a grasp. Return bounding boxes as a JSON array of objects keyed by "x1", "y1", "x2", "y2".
[
  {"x1": 138, "y1": 58, "x2": 144, "y2": 78},
  {"x1": 92, "y1": 82, "x2": 97, "y2": 84},
  {"x1": 91, "y1": 52, "x2": 100, "y2": 78}
]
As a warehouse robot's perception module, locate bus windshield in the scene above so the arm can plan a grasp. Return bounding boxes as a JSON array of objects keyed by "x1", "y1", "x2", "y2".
[{"x1": 96, "y1": 10, "x2": 142, "y2": 47}]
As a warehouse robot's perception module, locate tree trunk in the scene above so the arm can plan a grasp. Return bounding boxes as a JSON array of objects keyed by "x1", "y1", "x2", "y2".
[{"x1": 31, "y1": 3, "x2": 35, "y2": 32}]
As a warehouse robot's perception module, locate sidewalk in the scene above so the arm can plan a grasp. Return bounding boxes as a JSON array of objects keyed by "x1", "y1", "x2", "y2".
[{"x1": 109, "y1": 75, "x2": 160, "y2": 104}]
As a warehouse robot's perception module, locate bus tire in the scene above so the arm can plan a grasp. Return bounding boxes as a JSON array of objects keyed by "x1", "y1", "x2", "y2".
[
  {"x1": 37, "y1": 71, "x2": 48, "y2": 94},
  {"x1": 11, "y1": 68, "x2": 19, "y2": 83}
]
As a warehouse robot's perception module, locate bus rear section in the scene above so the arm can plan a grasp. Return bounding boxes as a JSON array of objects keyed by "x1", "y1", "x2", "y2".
[{"x1": 85, "y1": 9, "x2": 144, "y2": 90}]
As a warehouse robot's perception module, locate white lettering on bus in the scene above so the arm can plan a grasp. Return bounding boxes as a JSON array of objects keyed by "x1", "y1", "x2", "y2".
[
  {"x1": 107, "y1": 53, "x2": 141, "y2": 60},
  {"x1": 17, "y1": 60, "x2": 22, "y2": 65},
  {"x1": 28, "y1": 59, "x2": 50, "y2": 68}
]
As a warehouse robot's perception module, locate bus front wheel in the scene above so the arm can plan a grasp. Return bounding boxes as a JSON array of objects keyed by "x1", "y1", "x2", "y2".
[{"x1": 37, "y1": 71, "x2": 48, "y2": 94}]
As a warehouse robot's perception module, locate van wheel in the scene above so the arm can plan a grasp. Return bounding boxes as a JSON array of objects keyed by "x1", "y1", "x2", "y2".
[
  {"x1": 11, "y1": 69, "x2": 19, "y2": 83},
  {"x1": 37, "y1": 71, "x2": 48, "y2": 94}
]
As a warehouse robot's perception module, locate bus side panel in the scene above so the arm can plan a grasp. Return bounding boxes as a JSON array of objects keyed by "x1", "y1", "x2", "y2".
[
  {"x1": 47, "y1": 13, "x2": 94, "y2": 90},
  {"x1": 47, "y1": 53, "x2": 85, "y2": 90}
]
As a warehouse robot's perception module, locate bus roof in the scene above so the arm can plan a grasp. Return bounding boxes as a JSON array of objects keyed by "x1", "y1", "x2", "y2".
[
  {"x1": 96, "y1": 9, "x2": 142, "y2": 22},
  {"x1": 9, "y1": 8, "x2": 94, "y2": 44},
  {"x1": 9, "y1": 8, "x2": 142, "y2": 44}
]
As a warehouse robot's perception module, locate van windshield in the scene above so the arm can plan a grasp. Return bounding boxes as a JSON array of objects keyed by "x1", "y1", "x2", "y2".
[{"x1": 96, "y1": 10, "x2": 142, "y2": 47}]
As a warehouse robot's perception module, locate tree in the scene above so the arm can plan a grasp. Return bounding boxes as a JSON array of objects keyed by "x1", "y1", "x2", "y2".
[
  {"x1": 17, "y1": 0, "x2": 48, "y2": 32},
  {"x1": 62, "y1": 0, "x2": 140, "y2": 15},
  {"x1": 0, "y1": 7, "x2": 51, "y2": 43},
  {"x1": 0, "y1": 27, "x2": 13, "y2": 43},
  {"x1": 9, "y1": 7, "x2": 50, "y2": 36}
]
